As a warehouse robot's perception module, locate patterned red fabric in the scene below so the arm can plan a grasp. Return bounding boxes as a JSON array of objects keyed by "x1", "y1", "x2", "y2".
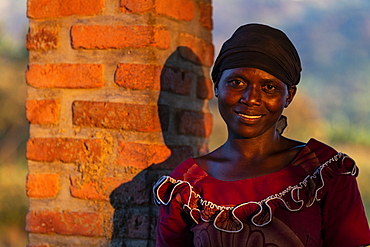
[{"x1": 154, "y1": 139, "x2": 370, "y2": 247}]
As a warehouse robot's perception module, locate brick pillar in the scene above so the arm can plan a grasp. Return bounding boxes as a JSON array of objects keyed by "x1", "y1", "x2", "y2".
[{"x1": 25, "y1": 0, "x2": 213, "y2": 246}]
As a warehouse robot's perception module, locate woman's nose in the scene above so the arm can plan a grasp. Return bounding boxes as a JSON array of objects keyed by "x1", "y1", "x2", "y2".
[{"x1": 239, "y1": 87, "x2": 262, "y2": 106}]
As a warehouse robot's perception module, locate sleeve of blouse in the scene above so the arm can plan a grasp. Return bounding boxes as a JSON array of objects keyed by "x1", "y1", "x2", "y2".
[
  {"x1": 156, "y1": 197, "x2": 194, "y2": 247},
  {"x1": 321, "y1": 174, "x2": 370, "y2": 247}
]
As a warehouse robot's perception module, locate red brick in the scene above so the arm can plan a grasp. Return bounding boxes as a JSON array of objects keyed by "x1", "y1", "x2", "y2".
[
  {"x1": 117, "y1": 142, "x2": 171, "y2": 168},
  {"x1": 73, "y1": 101, "x2": 162, "y2": 132},
  {"x1": 71, "y1": 25, "x2": 170, "y2": 50},
  {"x1": 26, "y1": 25, "x2": 59, "y2": 51},
  {"x1": 26, "y1": 138, "x2": 102, "y2": 163},
  {"x1": 26, "y1": 99, "x2": 60, "y2": 125},
  {"x1": 158, "y1": 105, "x2": 170, "y2": 132},
  {"x1": 120, "y1": 0, "x2": 154, "y2": 13},
  {"x1": 110, "y1": 173, "x2": 151, "y2": 205},
  {"x1": 177, "y1": 110, "x2": 213, "y2": 137},
  {"x1": 127, "y1": 215, "x2": 149, "y2": 239},
  {"x1": 161, "y1": 66, "x2": 193, "y2": 95},
  {"x1": 152, "y1": 145, "x2": 193, "y2": 169},
  {"x1": 27, "y1": 0, "x2": 104, "y2": 19},
  {"x1": 27, "y1": 245, "x2": 49, "y2": 247},
  {"x1": 149, "y1": 216, "x2": 157, "y2": 240},
  {"x1": 70, "y1": 176, "x2": 126, "y2": 201},
  {"x1": 115, "y1": 63, "x2": 162, "y2": 90},
  {"x1": 26, "y1": 173, "x2": 59, "y2": 198},
  {"x1": 26, "y1": 64, "x2": 104, "y2": 88},
  {"x1": 178, "y1": 33, "x2": 214, "y2": 66},
  {"x1": 199, "y1": 3, "x2": 213, "y2": 30},
  {"x1": 196, "y1": 76, "x2": 213, "y2": 99},
  {"x1": 156, "y1": 0, "x2": 195, "y2": 21},
  {"x1": 26, "y1": 210, "x2": 103, "y2": 236},
  {"x1": 70, "y1": 177, "x2": 103, "y2": 200}
]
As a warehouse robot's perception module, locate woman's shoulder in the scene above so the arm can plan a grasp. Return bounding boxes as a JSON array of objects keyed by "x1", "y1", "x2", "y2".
[
  {"x1": 282, "y1": 137, "x2": 336, "y2": 157},
  {"x1": 291, "y1": 138, "x2": 357, "y2": 176},
  {"x1": 294, "y1": 138, "x2": 339, "y2": 164},
  {"x1": 305, "y1": 138, "x2": 337, "y2": 152}
]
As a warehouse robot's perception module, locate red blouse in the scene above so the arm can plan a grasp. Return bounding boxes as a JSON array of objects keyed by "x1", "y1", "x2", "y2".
[{"x1": 153, "y1": 139, "x2": 370, "y2": 247}]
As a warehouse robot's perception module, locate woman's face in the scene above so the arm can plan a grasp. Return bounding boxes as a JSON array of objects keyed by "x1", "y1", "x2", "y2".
[{"x1": 216, "y1": 67, "x2": 296, "y2": 139}]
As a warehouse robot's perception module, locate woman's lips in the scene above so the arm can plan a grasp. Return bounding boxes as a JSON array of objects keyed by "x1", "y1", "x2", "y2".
[{"x1": 236, "y1": 111, "x2": 263, "y2": 119}]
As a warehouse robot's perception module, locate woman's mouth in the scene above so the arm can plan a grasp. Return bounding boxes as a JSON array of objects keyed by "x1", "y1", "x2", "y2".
[{"x1": 236, "y1": 112, "x2": 262, "y2": 119}]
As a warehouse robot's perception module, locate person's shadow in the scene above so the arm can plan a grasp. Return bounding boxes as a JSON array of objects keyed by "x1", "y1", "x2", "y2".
[{"x1": 110, "y1": 47, "x2": 211, "y2": 247}]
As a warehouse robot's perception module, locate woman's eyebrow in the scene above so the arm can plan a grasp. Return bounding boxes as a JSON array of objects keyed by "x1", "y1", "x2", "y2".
[
  {"x1": 260, "y1": 78, "x2": 280, "y2": 84},
  {"x1": 223, "y1": 72, "x2": 242, "y2": 78},
  {"x1": 223, "y1": 74, "x2": 247, "y2": 82}
]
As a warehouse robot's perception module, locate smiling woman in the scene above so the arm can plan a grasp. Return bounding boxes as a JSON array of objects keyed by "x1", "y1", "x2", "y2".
[
  {"x1": 153, "y1": 23, "x2": 370, "y2": 247},
  {"x1": 216, "y1": 67, "x2": 296, "y2": 142}
]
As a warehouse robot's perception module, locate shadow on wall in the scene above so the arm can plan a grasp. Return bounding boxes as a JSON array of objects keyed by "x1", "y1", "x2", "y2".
[{"x1": 110, "y1": 47, "x2": 209, "y2": 247}]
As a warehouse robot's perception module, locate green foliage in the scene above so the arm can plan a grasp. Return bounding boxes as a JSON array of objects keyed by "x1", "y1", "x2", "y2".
[
  {"x1": 328, "y1": 123, "x2": 370, "y2": 146},
  {"x1": 0, "y1": 161, "x2": 28, "y2": 227},
  {"x1": 0, "y1": 161, "x2": 28, "y2": 247},
  {"x1": 0, "y1": 2, "x2": 30, "y2": 245},
  {"x1": 0, "y1": 23, "x2": 28, "y2": 60}
]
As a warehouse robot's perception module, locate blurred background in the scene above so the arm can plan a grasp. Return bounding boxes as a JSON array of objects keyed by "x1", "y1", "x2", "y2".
[
  {"x1": 0, "y1": 0, "x2": 28, "y2": 246},
  {"x1": 0, "y1": 0, "x2": 369, "y2": 246}
]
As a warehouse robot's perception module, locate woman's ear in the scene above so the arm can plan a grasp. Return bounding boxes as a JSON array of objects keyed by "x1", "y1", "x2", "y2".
[
  {"x1": 285, "y1": 85, "x2": 297, "y2": 108},
  {"x1": 214, "y1": 87, "x2": 219, "y2": 97}
]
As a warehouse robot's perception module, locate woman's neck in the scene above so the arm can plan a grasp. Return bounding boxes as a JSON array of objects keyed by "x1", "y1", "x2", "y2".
[
  {"x1": 223, "y1": 130, "x2": 284, "y2": 161},
  {"x1": 194, "y1": 128, "x2": 305, "y2": 181}
]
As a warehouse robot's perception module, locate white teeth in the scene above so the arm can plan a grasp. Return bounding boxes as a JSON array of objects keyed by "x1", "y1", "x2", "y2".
[{"x1": 238, "y1": 113, "x2": 262, "y2": 119}]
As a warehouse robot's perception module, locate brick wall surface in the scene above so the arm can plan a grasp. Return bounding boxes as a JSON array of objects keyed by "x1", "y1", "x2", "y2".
[{"x1": 26, "y1": 0, "x2": 213, "y2": 246}]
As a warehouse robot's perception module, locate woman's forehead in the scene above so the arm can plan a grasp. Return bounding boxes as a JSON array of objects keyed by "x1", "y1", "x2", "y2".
[{"x1": 221, "y1": 67, "x2": 282, "y2": 82}]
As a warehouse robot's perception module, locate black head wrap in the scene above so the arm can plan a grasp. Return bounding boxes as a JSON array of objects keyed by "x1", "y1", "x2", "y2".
[{"x1": 211, "y1": 23, "x2": 302, "y2": 86}]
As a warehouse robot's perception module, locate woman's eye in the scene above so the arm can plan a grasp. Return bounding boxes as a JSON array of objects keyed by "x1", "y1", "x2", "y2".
[
  {"x1": 230, "y1": 80, "x2": 244, "y2": 86},
  {"x1": 263, "y1": 84, "x2": 277, "y2": 91}
]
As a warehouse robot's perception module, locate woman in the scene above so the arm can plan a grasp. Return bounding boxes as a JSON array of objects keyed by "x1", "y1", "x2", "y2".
[{"x1": 153, "y1": 23, "x2": 370, "y2": 247}]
